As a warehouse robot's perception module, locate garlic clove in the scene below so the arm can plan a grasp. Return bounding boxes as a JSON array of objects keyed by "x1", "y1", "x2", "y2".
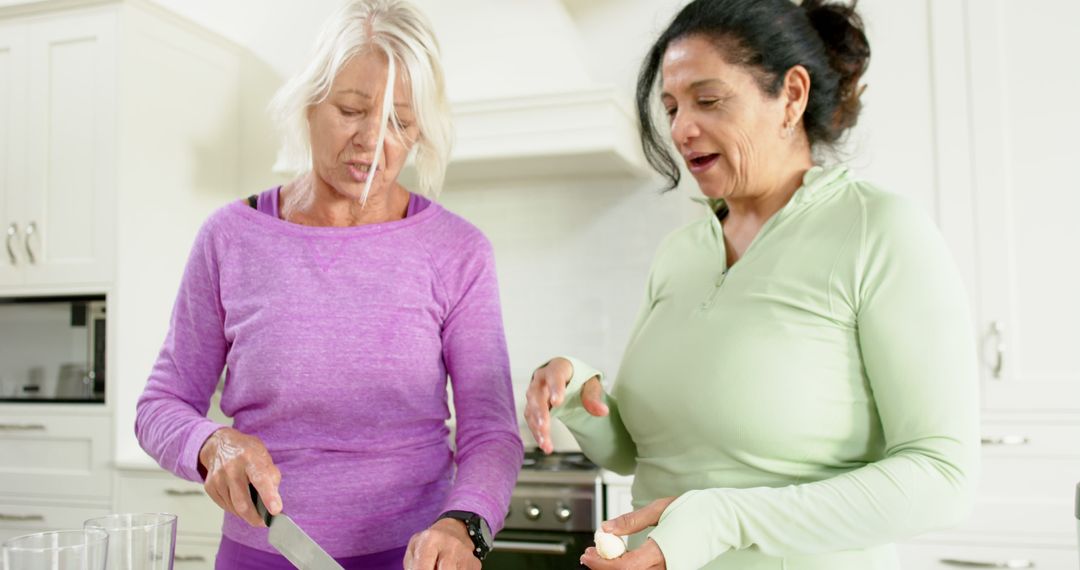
[{"x1": 594, "y1": 529, "x2": 628, "y2": 559}]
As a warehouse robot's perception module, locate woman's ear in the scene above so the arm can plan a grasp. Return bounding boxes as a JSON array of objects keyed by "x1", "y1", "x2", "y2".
[{"x1": 782, "y1": 64, "x2": 811, "y2": 126}]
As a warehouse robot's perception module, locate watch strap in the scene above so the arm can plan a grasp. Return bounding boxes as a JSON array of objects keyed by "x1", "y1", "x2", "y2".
[{"x1": 438, "y1": 510, "x2": 491, "y2": 560}]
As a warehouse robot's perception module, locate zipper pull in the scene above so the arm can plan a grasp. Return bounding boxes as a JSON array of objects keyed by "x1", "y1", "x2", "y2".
[{"x1": 700, "y1": 269, "x2": 728, "y2": 310}]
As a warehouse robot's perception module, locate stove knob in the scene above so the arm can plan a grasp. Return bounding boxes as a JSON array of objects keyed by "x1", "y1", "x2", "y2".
[
  {"x1": 555, "y1": 504, "x2": 572, "y2": 523},
  {"x1": 524, "y1": 502, "x2": 542, "y2": 521}
]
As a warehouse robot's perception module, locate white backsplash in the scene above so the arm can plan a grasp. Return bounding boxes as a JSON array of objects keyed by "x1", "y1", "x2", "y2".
[{"x1": 440, "y1": 174, "x2": 699, "y2": 449}]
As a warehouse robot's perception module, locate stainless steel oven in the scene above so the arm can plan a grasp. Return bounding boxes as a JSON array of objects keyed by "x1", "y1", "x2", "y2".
[
  {"x1": 487, "y1": 451, "x2": 602, "y2": 570},
  {"x1": 0, "y1": 295, "x2": 106, "y2": 403}
]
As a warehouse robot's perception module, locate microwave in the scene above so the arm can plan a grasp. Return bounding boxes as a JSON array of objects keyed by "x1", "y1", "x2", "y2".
[{"x1": 0, "y1": 296, "x2": 106, "y2": 403}]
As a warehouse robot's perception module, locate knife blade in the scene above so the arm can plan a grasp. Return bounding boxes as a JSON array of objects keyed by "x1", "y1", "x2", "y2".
[{"x1": 250, "y1": 485, "x2": 345, "y2": 570}]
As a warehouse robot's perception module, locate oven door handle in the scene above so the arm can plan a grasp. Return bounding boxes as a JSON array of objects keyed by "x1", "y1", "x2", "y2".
[{"x1": 492, "y1": 539, "x2": 569, "y2": 555}]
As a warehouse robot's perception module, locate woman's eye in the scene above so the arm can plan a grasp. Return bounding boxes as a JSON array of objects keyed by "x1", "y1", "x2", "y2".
[
  {"x1": 665, "y1": 107, "x2": 677, "y2": 119},
  {"x1": 698, "y1": 99, "x2": 719, "y2": 108},
  {"x1": 340, "y1": 107, "x2": 361, "y2": 117}
]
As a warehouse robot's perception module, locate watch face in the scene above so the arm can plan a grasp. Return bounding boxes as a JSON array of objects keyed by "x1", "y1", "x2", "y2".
[{"x1": 478, "y1": 518, "x2": 493, "y2": 547}]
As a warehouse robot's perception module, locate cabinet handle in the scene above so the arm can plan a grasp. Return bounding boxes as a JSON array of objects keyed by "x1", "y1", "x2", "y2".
[
  {"x1": 165, "y1": 489, "x2": 204, "y2": 497},
  {"x1": 492, "y1": 540, "x2": 569, "y2": 555},
  {"x1": 173, "y1": 554, "x2": 207, "y2": 563},
  {"x1": 980, "y1": 435, "x2": 1029, "y2": 446},
  {"x1": 988, "y1": 321, "x2": 1005, "y2": 379},
  {"x1": 0, "y1": 423, "x2": 46, "y2": 431},
  {"x1": 0, "y1": 513, "x2": 46, "y2": 522},
  {"x1": 24, "y1": 221, "x2": 37, "y2": 264},
  {"x1": 940, "y1": 559, "x2": 1034, "y2": 568},
  {"x1": 5, "y1": 222, "x2": 17, "y2": 265}
]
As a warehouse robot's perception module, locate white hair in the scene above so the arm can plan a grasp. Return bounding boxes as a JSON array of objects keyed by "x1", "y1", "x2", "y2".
[{"x1": 270, "y1": 0, "x2": 453, "y2": 213}]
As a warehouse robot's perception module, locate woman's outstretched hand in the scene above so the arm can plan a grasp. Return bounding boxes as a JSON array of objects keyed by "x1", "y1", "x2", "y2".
[{"x1": 524, "y1": 357, "x2": 608, "y2": 454}]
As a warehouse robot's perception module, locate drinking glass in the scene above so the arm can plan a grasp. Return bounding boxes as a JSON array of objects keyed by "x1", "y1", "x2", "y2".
[
  {"x1": 2, "y1": 528, "x2": 109, "y2": 570},
  {"x1": 83, "y1": 513, "x2": 177, "y2": 570}
]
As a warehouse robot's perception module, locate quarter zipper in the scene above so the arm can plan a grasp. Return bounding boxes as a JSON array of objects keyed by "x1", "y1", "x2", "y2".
[
  {"x1": 700, "y1": 267, "x2": 728, "y2": 310},
  {"x1": 699, "y1": 205, "x2": 789, "y2": 311}
]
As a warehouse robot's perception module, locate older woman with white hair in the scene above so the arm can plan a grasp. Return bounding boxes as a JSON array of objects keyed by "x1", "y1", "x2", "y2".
[{"x1": 134, "y1": 1, "x2": 522, "y2": 569}]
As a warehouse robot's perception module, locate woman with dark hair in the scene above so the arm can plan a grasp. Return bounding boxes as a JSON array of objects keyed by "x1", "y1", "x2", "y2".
[{"x1": 524, "y1": 0, "x2": 979, "y2": 568}]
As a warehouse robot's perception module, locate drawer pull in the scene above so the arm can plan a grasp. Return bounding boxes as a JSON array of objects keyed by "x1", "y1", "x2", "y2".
[
  {"x1": 0, "y1": 513, "x2": 45, "y2": 522},
  {"x1": 492, "y1": 540, "x2": 569, "y2": 555},
  {"x1": 174, "y1": 554, "x2": 207, "y2": 563},
  {"x1": 980, "y1": 435, "x2": 1029, "y2": 446},
  {"x1": 940, "y1": 559, "x2": 1034, "y2": 568},
  {"x1": 0, "y1": 423, "x2": 46, "y2": 431},
  {"x1": 165, "y1": 489, "x2": 204, "y2": 497}
]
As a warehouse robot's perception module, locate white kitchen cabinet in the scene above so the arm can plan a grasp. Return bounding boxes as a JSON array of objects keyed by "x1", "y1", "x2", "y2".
[
  {"x1": 115, "y1": 468, "x2": 221, "y2": 539},
  {"x1": 0, "y1": 501, "x2": 110, "y2": 544},
  {"x1": 0, "y1": 8, "x2": 115, "y2": 289},
  {"x1": 0, "y1": 413, "x2": 111, "y2": 502},
  {"x1": 899, "y1": 422, "x2": 1080, "y2": 562},
  {"x1": 115, "y1": 468, "x2": 222, "y2": 568},
  {"x1": 0, "y1": 0, "x2": 277, "y2": 301},
  {"x1": 0, "y1": 0, "x2": 276, "y2": 549},
  {"x1": 603, "y1": 472, "x2": 633, "y2": 522},
  {"x1": 0, "y1": 18, "x2": 26, "y2": 287},
  {"x1": 960, "y1": 0, "x2": 1080, "y2": 413},
  {"x1": 965, "y1": 423, "x2": 1080, "y2": 544},
  {"x1": 172, "y1": 536, "x2": 219, "y2": 570},
  {"x1": 897, "y1": 0, "x2": 1080, "y2": 565},
  {"x1": 899, "y1": 541, "x2": 1077, "y2": 570}
]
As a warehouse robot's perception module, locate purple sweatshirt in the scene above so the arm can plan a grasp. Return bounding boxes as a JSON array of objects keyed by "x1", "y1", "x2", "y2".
[{"x1": 135, "y1": 188, "x2": 523, "y2": 557}]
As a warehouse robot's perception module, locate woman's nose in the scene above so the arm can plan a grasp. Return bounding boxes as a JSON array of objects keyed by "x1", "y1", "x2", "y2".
[
  {"x1": 670, "y1": 112, "x2": 701, "y2": 145},
  {"x1": 351, "y1": 116, "x2": 380, "y2": 149}
]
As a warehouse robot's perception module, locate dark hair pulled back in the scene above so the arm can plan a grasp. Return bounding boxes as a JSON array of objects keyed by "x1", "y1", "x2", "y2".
[{"x1": 637, "y1": 0, "x2": 871, "y2": 190}]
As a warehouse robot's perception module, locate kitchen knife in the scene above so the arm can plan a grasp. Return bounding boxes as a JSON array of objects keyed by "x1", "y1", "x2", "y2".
[{"x1": 250, "y1": 484, "x2": 345, "y2": 570}]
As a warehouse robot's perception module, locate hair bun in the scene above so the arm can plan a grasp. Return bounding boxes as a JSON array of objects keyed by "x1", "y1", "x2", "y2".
[{"x1": 802, "y1": 0, "x2": 870, "y2": 131}]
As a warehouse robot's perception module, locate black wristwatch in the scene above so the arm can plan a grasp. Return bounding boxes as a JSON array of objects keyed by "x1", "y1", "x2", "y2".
[{"x1": 438, "y1": 510, "x2": 493, "y2": 560}]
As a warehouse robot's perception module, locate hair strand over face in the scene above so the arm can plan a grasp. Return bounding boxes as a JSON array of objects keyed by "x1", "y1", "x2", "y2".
[{"x1": 269, "y1": 0, "x2": 453, "y2": 215}]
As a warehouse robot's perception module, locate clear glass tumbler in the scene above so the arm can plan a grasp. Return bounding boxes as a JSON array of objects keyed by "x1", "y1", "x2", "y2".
[
  {"x1": 83, "y1": 513, "x2": 177, "y2": 570},
  {"x1": 2, "y1": 528, "x2": 109, "y2": 570}
]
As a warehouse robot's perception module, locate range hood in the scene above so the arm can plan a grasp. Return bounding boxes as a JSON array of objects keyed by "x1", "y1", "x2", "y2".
[
  {"x1": 431, "y1": 88, "x2": 650, "y2": 185},
  {"x1": 273, "y1": 87, "x2": 651, "y2": 186}
]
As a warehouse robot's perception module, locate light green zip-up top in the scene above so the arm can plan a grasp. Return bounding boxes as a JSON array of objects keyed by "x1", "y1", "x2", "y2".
[{"x1": 552, "y1": 166, "x2": 979, "y2": 570}]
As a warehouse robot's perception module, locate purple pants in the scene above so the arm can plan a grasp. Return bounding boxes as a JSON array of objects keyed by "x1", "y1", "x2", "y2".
[{"x1": 214, "y1": 536, "x2": 408, "y2": 570}]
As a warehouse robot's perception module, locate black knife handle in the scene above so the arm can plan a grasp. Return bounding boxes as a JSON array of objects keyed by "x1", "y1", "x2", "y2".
[{"x1": 248, "y1": 483, "x2": 274, "y2": 527}]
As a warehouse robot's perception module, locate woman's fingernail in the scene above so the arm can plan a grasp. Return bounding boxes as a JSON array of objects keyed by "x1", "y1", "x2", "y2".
[{"x1": 601, "y1": 521, "x2": 612, "y2": 532}]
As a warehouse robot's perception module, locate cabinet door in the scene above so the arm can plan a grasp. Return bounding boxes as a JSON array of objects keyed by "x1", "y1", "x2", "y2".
[
  {"x1": 172, "y1": 537, "x2": 219, "y2": 570},
  {"x1": 115, "y1": 470, "x2": 222, "y2": 538},
  {"x1": 0, "y1": 20, "x2": 26, "y2": 287},
  {"x1": 898, "y1": 541, "x2": 1078, "y2": 570},
  {"x1": 0, "y1": 502, "x2": 111, "y2": 544},
  {"x1": 21, "y1": 10, "x2": 115, "y2": 287},
  {"x1": 964, "y1": 423, "x2": 1080, "y2": 544},
  {"x1": 604, "y1": 482, "x2": 633, "y2": 521},
  {"x1": 0, "y1": 413, "x2": 112, "y2": 502},
  {"x1": 966, "y1": 0, "x2": 1080, "y2": 412}
]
